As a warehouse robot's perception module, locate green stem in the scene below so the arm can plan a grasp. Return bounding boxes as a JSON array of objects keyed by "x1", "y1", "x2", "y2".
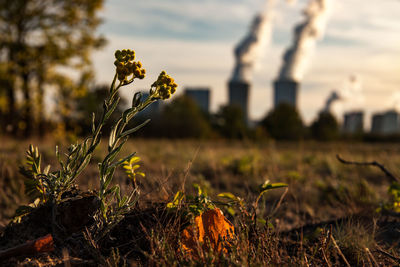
[
  {"x1": 65, "y1": 73, "x2": 120, "y2": 185},
  {"x1": 98, "y1": 92, "x2": 156, "y2": 217}
]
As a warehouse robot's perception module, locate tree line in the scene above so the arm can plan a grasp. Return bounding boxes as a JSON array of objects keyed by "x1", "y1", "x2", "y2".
[{"x1": 0, "y1": 0, "x2": 104, "y2": 137}]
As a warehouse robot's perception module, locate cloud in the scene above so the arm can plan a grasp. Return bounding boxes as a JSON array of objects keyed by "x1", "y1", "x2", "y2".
[
  {"x1": 99, "y1": 0, "x2": 265, "y2": 41},
  {"x1": 324, "y1": 0, "x2": 400, "y2": 49},
  {"x1": 93, "y1": 0, "x2": 400, "y2": 127},
  {"x1": 105, "y1": 0, "x2": 261, "y2": 24}
]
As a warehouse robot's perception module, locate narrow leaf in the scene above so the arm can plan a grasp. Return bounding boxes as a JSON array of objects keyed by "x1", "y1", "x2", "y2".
[
  {"x1": 119, "y1": 119, "x2": 151, "y2": 138},
  {"x1": 132, "y1": 92, "x2": 142, "y2": 107},
  {"x1": 105, "y1": 97, "x2": 120, "y2": 120},
  {"x1": 103, "y1": 139, "x2": 127, "y2": 166},
  {"x1": 103, "y1": 167, "x2": 116, "y2": 190},
  {"x1": 260, "y1": 182, "x2": 288, "y2": 192},
  {"x1": 167, "y1": 191, "x2": 184, "y2": 209},
  {"x1": 75, "y1": 154, "x2": 92, "y2": 178},
  {"x1": 217, "y1": 192, "x2": 240, "y2": 202},
  {"x1": 91, "y1": 112, "x2": 96, "y2": 134},
  {"x1": 43, "y1": 165, "x2": 51, "y2": 175}
]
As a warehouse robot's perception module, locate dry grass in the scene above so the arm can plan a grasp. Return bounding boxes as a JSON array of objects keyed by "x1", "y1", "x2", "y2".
[{"x1": 0, "y1": 138, "x2": 399, "y2": 265}]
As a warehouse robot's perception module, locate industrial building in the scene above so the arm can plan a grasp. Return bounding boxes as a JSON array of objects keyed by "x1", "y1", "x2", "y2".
[
  {"x1": 228, "y1": 80, "x2": 250, "y2": 122},
  {"x1": 371, "y1": 110, "x2": 400, "y2": 135},
  {"x1": 371, "y1": 114, "x2": 383, "y2": 134},
  {"x1": 184, "y1": 87, "x2": 210, "y2": 113},
  {"x1": 342, "y1": 111, "x2": 364, "y2": 134},
  {"x1": 273, "y1": 79, "x2": 298, "y2": 108}
]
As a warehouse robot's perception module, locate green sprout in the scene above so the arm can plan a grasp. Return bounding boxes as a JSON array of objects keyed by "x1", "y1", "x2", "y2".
[
  {"x1": 122, "y1": 156, "x2": 145, "y2": 190},
  {"x1": 379, "y1": 182, "x2": 400, "y2": 213},
  {"x1": 218, "y1": 180, "x2": 288, "y2": 225},
  {"x1": 388, "y1": 182, "x2": 400, "y2": 212},
  {"x1": 19, "y1": 145, "x2": 50, "y2": 203}
]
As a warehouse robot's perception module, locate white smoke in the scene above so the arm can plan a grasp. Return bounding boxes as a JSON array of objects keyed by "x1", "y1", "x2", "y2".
[
  {"x1": 331, "y1": 75, "x2": 364, "y2": 119},
  {"x1": 341, "y1": 75, "x2": 364, "y2": 109},
  {"x1": 231, "y1": 0, "x2": 275, "y2": 82},
  {"x1": 322, "y1": 90, "x2": 341, "y2": 113},
  {"x1": 278, "y1": 0, "x2": 332, "y2": 82},
  {"x1": 387, "y1": 91, "x2": 400, "y2": 111}
]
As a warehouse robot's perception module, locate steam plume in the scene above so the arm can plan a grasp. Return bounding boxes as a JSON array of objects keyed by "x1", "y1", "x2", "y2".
[
  {"x1": 231, "y1": 1, "x2": 275, "y2": 82},
  {"x1": 328, "y1": 75, "x2": 363, "y2": 118},
  {"x1": 322, "y1": 90, "x2": 341, "y2": 113},
  {"x1": 387, "y1": 91, "x2": 400, "y2": 111},
  {"x1": 341, "y1": 75, "x2": 363, "y2": 110},
  {"x1": 278, "y1": 0, "x2": 331, "y2": 81}
]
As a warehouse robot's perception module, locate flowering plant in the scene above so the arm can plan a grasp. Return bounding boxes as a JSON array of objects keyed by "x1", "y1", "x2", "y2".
[{"x1": 19, "y1": 49, "x2": 177, "y2": 234}]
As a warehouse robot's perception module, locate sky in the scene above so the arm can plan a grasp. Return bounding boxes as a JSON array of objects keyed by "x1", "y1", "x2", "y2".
[{"x1": 92, "y1": 0, "x2": 400, "y2": 127}]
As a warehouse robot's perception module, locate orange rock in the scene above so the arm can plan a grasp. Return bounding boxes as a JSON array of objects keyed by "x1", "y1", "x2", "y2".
[
  {"x1": 181, "y1": 208, "x2": 235, "y2": 257},
  {"x1": 0, "y1": 234, "x2": 54, "y2": 260},
  {"x1": 33, "y1": 234, "x2": 54, "y2": 253}
]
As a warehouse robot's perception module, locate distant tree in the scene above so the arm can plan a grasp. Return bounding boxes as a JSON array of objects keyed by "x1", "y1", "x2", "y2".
[
  {"x1": 156, "y1": 95, "x2": 213, "y2": 138},
  {"x1": 260, "y1": 103, "x2": 304, "y2": 140},
  {"x1": 214, "y1": 104, "x2": 248, "y2": 139},
  {"x1": 310, "y1": 112, "x2": 339, "y2": 141},
  {"x1": 0, "y1": 0, "x2": 105, "y2": 136},
  {"x1": 75, "y1": 84, "x2": 126, "y2": 136},
  {"x1": 0, "y1": 64, "x2": 12, "y2": 130}
]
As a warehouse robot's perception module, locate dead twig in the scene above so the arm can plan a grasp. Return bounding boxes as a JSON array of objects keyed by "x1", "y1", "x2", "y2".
[
  {"x1": 62, "y1": 248, "x2": 71, "y2": 267},
  {"x1": 270, "y1": 187, "x2": 289, "y2": 216},
  {"x1": 83, "y1": 228, "x2": 106, "y2": 265},
  {"x1": 336, "y1": 154, "x2": 400, "y2": 183},
  {"x1": 321, "y1": 228, "x2": 332, "y2": 267},
  {"x1": 364, "y1": 247, "x2": 379, "y2": 267},
  {"x1": 330, "y1": 234, "x2": 351, "y2": 267},
  {"x1": 303, "y1": 253, "x2": 310, "y2": 267},
  {"x1": 375, "y1": 246, "x2": 400, "y2": 262}
]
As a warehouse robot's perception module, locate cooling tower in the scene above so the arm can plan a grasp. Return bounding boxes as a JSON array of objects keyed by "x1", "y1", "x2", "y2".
[
  {"x1": 342, "y1": 111, "x2": 364, "y2": 134},
  {"x1": 273, "y1": 79, "x2": 298, "y2": 108},
  {"x1": 381, "y1": 111, "x2": 400, "y2": 134},
  {"x1": 371, "y1": 110, "x2": 400, "y2": 135},
  {"x1": 184, "y1": 87, "x2": 210, "y2": 113},
  {"x1": 371, "y1": 113, "x2": 383, "y2": 134},
  {"x1": 228, "y1": 80, "x2": 250, "y2": 121}
]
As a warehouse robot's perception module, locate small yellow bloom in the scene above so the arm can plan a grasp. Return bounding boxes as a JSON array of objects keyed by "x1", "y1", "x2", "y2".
[
  {"x1": 114, "y1": 49, "x2": 146, "y2": 82},
  {"x1": 151, "y1": 71, "x2": 178, "y2": 100}
]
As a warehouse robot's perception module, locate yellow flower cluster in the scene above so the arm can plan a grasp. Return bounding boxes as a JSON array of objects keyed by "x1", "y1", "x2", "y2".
[
  {"x1": 114, "y1": 49, "x2": 146, "y2": 82},
  {"x1": 151, "y1": 71, "x2": 178, "y2": 100}
]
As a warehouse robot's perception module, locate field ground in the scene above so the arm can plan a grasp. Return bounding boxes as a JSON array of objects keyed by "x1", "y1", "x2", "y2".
[{"x1": 0, "y1": 138, "x2": 399, "y2": 265}]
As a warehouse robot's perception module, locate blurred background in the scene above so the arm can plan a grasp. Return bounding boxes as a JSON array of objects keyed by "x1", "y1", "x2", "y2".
[
  {"x1": 0, "y1": 0, "x2": 399, "y2": 140},
  {"x1": 2, "y1": 3, "x2": 400, "y2": 259}
]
